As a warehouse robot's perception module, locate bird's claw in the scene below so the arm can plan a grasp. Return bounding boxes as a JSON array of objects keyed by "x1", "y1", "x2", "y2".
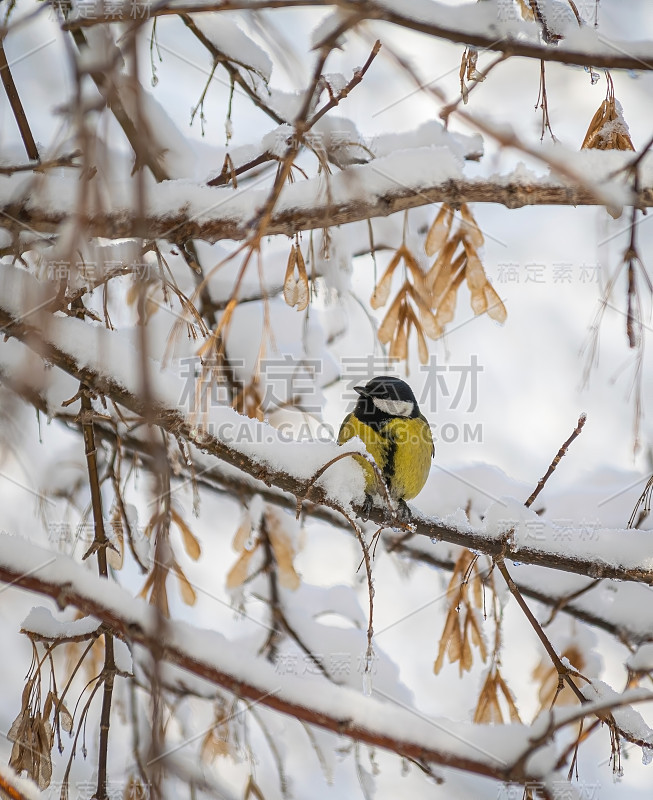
[
  {"x1": 361, "y1": 493, "x2": 374, "y2": 522},
  {"x1": 395, "y1": 499, "x2": 412, "y2": 524},
  {"x1": 359, "y1": 495, "x2": 412, "y2": 525}
]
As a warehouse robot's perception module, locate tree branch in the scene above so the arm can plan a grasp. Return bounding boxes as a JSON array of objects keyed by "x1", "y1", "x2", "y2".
[
  {"x1": 2, "y1": 175, "x2": 649, "y2": 243},
  {"x1": 0, "y1": 40, "x2": 39, "y2": 161},
  {"x1": 0, "y1": 533, "x2": 575, "y2": 786},
  {"x1": 60, "y1": 0, "x2": 653, "y2": 72},
  {"x1": 3, "y1": 368, "x2": 650, "y2": 651},
  {"x1": 1, "y1": 299, "x2": 653, "y2": 588},
  {"x1": 0, "y1": 151, "x2": 81, "y2": 175}
]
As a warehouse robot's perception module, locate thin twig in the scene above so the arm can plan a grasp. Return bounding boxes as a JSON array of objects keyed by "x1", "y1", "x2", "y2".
[
  {"x1": 0, "y1": 151, "x2": 81, "y2": 175},
  {"x1": 74, "y1": 296, "x2": 117, "y2": 800},
  {"x1": 540, "y1": 578, "x2": 602, "y2": 627},
  {"x1": 0, "y1": 40, "x2": 38, "y2": 160},
  {"x1": 494, "y1": 557, "x2": 589, "y2": 707},
  {"x1": 524, "y1": 413, "x2": 587, "y2": 508}
]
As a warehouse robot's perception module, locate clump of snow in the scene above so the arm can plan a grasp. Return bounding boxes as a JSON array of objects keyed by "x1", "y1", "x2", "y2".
[
  {"x1": 581, "y1": 680, "x2": 653, "y2": 747},
  {"x1": 310, "y1": 10, "x2": 352, "y2": 49},
  {"x1": 627, "y1": 644, "x2": 653, "y2": 674},
  {"x1": 21, "y1": 606, "x2": 101, "y2": 638},
  {"x1": 189, "y1": 15, "x2": 273, "y2": 82},
  {"x1": 372, "y1": 120, "x2": 483, "y2": 164},
  {"x1": 483, "y1": 496, "x2": 653, "y2": 574},
  {"x1": 261, "y1": 124, "x2": 294, "y2": 158},
  {"x1": 0, "y1": 765, "x2": 41, "y2": 800}
]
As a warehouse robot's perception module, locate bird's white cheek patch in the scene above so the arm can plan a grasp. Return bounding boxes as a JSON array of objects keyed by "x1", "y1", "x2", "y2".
[{"x1": 373, "y1": 398, "x2": 414, "y2": 417}]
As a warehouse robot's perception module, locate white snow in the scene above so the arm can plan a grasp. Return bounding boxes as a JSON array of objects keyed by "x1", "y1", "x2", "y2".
[
  {"x1": 188, "y1": 15, "x2": 273, "y2": 81},
  {"x1": 21, "y1": 606, "x2": 102, "y2": 639}
]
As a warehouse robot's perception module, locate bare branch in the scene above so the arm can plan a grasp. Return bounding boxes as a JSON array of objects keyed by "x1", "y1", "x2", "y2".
[
  {"x1": 0, "y1": 151, "x2": 82, "y2": 175},
  {"x1": 525, "y1": 414, "x2": 587, "y2": 508},
  {"x1": 0, "y1": 40, "x2": 38, "y2": 161}
]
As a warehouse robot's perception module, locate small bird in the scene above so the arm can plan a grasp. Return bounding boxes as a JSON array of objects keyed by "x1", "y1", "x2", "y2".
[{"x1": 338, "y1": 376, "x2": 434, "y2": 521}]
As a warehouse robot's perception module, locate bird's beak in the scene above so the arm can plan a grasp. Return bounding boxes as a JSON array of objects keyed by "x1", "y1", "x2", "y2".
[{"x1": 354, "y1": 385, "x2": 370, "y2": 398}]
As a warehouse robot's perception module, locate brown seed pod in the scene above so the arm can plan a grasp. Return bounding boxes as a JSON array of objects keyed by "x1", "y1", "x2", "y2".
[
  {"x1": 371, "y1": 247, "x2": 404, "y2": 309},
  {"x1": 425, "y1": 204, "x2": 454, "y2": 257}
]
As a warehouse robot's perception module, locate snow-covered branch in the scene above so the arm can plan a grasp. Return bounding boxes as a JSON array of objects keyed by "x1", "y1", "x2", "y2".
[
  {"x1": 0, "y1": 531, "x2": 631, "y2": 786},
  {"x1": 1, "y1": 159, "x2": 650, "y2": 244},
  {"x1": 3, "y1": 364, "x2": 650, "y2": 652},
  {"x1": 60, "y1": 1, "x2": 653, "y2": 73},
  {"x1": 0, "y1": 278, "x2": 652, "y2": 589}
]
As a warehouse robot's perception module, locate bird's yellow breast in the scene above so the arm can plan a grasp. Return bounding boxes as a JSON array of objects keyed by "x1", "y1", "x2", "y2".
[{"x1": 338, "y1": 412, "x2": 433, "y2": 501}]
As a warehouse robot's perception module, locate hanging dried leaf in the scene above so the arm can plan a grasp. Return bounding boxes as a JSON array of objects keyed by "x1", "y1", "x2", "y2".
[
  {"x1": 173, "y1": 562, "x2": 197, "y2": 606},
  {"x1": 371, "y1": 248, "x2": 403, "y2": 309},
  {"x1": 407, "y1": 284, "x2": 442, "y2": 340},
  {"x1": 406, "y1": 305, "x2": 429, "y2": 364},
  {"x1": 496, "y1": 671, "x2": 522, "y2": 723},
  {"x1": 265, "y1": 507, "x2": 301, "y2": 591},
  {"x1": 427, "y1": 233, "x2": 461, "y2": 296},
  {"x1": 468, "y1": 610, "x2": 488, "y2": 663},
  {"x1": 233, "y1": 511, "x2": 253, "y2": 552},
  {"x1": 436, "y1": 262, "x2": 466, "y2": 327},
  {"x1": 460, "y1": 204, "x2": 484, "y2": 249},
  {"x1": 294, "y1": 244, "x2": 309, "y2": 311},
  {"x1": 377, "y1": 289, "x2": 406, "y2": 345},
  {"x1": 139, "y1": 566, "x2": 170, "y2": 617},
  {"x1": 372, "y1": 204, "x2": 504, "y2": 362},
  {"x1": 58, "y1": 701, "x2": 73, "y2": 735},
  {"x1": 9, "y1": 704, "x2": 54, "y2": 790},
  {"x1": 172, "y1": 508, "x2": 201, "y2": 560},
  {"x1": 459, "y1": 48, "x2": 482, "y2": 103},
  {"x1": 283, "y1": 245, "x2": 298, "y2": 307},
  {"x1": 533, "y1": 644, "x2": 586, "y2": 712},
  {"x1": 125, "y1": 281, "x2": 161, "y2": 323},
  {"x1": 474, "y1": 672, "x2": 504, "y2": 724},
  {"x1": 415, "y1": 321, "x2": 429, "y2": 365},
  {"x1": 283, "y1": 243, "x2": 310, "y2": 311},
  {"x1": 403, "y1": 249, "x2": 429, "y2": 295},
  {"x1": 466, "y1": 250, "x2": 488, "y2": 316},
  {"x1": 226, "y1": 547, "x2": 259, "y2": 590},
  {"x1": 433, "y1": 550, "x2": 487, "y2": 677},
  {"x1": 434, "y1": 604, "x2": 458, "y2": 675},
  {"x1": 425, "y1": 205, "x2": 454, "y2": 257},
  {"x1": 484, "y1": 282, "x2": 508, "y2": 323},
  {"x1": 461, "y1": 612, "x2": 474, "y2": 673},
  {"x1": 447, "y1": 615, "x2": 463, "y2": 667},
  {"x1": 581, "y1": 73, "x2": 635, "y2": 151},
  {"x1": 515, "y1": 0, "x2": 534, "y2": 20},
  {"x1": 389, "y1": 304, "x2": 409, "y2": 360}
]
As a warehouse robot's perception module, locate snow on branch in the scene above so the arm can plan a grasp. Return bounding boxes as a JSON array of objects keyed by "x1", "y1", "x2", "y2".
[
  {"x1": 0, "y1": 530, "x2": 644, "y2": 786},
  {"x1": 0, "y1": 271, "x2": 653, "y2": 588},
  {"x1": 2, "y1": 364, "x2": 650, "y2": 652},
  {"x1": 1, "y1": 149, "x2": 649, "y2": 243},
  {"x1": 61, "y1": 0, "x2": 653, "y2": 72}
]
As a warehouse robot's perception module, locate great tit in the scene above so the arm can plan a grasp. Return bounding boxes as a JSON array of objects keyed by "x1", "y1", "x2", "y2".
[{"x1": 338, "y1": 376, "x2": 434, "y2": 521}]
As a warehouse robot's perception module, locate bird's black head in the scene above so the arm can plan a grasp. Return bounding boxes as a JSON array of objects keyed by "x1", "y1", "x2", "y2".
[{"x1": 353, "y1": 376, "x2": 419, "y2": 422}]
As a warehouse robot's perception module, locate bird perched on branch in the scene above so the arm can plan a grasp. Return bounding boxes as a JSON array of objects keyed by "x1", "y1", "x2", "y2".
[{"x1": 338, "y1": 376, "x2": 434, "y2": 521}]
